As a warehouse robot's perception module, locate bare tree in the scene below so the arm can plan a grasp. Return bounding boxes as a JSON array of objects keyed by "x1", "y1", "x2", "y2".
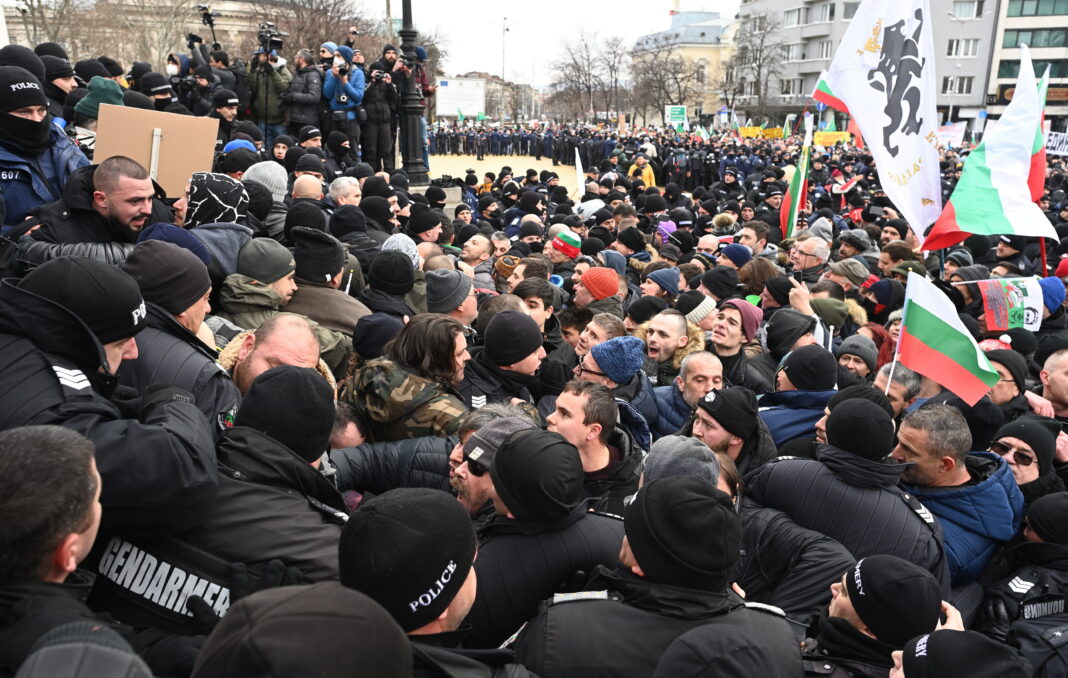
[
  {"x1": 630, "y1": 35, "x2": 702, "y2": 125},
  {"x1": 735, "y1": 12, "x2": 785, "y2": 119}
]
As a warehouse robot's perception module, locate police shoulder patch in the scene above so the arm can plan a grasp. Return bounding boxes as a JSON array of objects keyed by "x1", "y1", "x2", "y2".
[{"x1": 550, "y1": 590, "x2": 608, "y2": 605}]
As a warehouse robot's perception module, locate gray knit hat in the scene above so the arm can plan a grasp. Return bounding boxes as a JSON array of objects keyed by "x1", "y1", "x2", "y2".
[
  {"x1": 644, "y1": 436, "x2": 720, "y2": 485},
  {"x1": 237, "y1": 237, "x2": 295, "y2": 283},
  {"x1": 836, "y1": 334, "x2": 878, "y2": 372},
  {"x1": 242, "y1": 161, "x2": 288, "y2": 203},
  {"x1": 426, "y1": 269, "x2": 473, "y2": 314}
]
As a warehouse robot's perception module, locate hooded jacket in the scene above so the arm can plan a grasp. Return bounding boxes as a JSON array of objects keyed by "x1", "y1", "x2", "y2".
[
  {"x1": 903, "y1": 452, "x2": 1024, "y2": 585},
  {"x1": 284, "y1": 64, "x2": 322, "y2": 126},
  {"x1": 216, "y1": 273, "x2": 353, "y2": 378},
  {"x1": 511, "y1": 567, "x2": 800, "y2": 678},
  {"x1": 745, "y1": 444, "x2": 951, "y2": 594},
  {"x1": 456, "y1": 347, "x2": 538, "y2": 409},
  {"x1": 247, "y1": 59, "x2": 292, "y2": 125},
  {"x1": 758, "y1": 388, "x2": 839, "y2": 447},
  {"x1": 344, "y1": 357, "x2": 468, "y2": 441},
  {"x1": 283, "y1": 278, "x2": 371, "y2": 336},
  {"x1": 582, "y1": 426, "x2": 644, "y2": 516},
  {"x1": 0, "y1": 278, "x2": 217, "y2": 535}
]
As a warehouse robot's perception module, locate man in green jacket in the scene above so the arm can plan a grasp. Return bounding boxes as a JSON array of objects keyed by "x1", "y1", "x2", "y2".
[{"x1": 247, "y1": 48, "x2": 293, "y2": 148}]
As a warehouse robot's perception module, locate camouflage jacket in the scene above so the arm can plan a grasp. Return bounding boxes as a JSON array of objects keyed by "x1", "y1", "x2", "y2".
[{"x1": 342, "y1": 357, "x2": 468, "y2": 442}]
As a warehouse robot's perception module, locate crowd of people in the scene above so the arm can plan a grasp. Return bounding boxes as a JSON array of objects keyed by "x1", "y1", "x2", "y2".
[{"x1": 5, "y1": 33, "x2": 1068, "y2": 678}]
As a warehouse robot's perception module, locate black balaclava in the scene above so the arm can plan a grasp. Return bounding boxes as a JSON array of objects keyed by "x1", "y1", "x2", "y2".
[{"x1": 0, "y1": 66, "x2": 52, "y2": 156}]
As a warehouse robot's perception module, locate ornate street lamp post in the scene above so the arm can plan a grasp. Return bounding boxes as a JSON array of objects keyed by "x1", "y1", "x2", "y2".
[{"x1": 397, "y1": 0, "x2": 429, "y2": 185}]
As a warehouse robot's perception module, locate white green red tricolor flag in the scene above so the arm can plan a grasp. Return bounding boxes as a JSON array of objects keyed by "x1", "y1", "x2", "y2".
[
  {"x1": 899, "y1": 272, "x2": 998, "y2": 405},
  {"x1": 924, "y1": 46, "x2": 1056, "y2": 250},
  {"x1": 977, "y1": 277, "x2": 1044, "y2": 332},
  {"x1": 813, "y1": 0, "x2": 941, "y2": 246},
  {"x1": 781, "y1": 116, "x2": 813, "y2": 240}
]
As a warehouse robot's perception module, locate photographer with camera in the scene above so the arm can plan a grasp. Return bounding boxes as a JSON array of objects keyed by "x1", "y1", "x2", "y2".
[
  {"x1": 248, "y1": 43, "x2": 291, "y2": 149},
  {"x1": 361, "y1": 57, "x2": 397, "y2": 172},
  {"x1": 322, "y1": 45, "x2": 363, "y2": 159},
  {"x1": 281, "y1": 48, "x2": 322, "y2": 139}
]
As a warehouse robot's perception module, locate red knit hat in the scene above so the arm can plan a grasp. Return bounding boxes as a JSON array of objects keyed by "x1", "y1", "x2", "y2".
[
  {"x1": 581, "y1": 267, "x2": 618, "y2": 301},
  {"x1": 551, "y1": 231, "x2": 581, "y2": 259},
  {"x1": 1055, "y1": 257, "x2": 1068, "y2": 279}
]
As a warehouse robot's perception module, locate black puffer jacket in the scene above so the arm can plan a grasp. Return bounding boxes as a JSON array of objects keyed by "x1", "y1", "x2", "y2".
[
  {"x1": 117, "y1": 302, "x2": 240, "y2": 433},
  {"x1": 0, "y1": 279, "x2": 217, "y2": 535},
  {"x1": 285, "y1": 65, "x2": 322, "y2": 126},
  {"x1": 745, "y1": 443, "x2": 951, "y2": 594},
  {"x1": 456, "y1": 347, "x2": 538, "y2": 410},
  {"x1": 737, "y1": 503, "x2": 856, "y2": 633},
  {"x1": 465, "y1": 508, "x2": 624, "y2": 649},
  {"x1": 412, "y1": 632, "x2": 537, "y2": 678},
  {"x1": 974, "y1": 541, "x2": 1068, "y2": 641},
  {"x1": 511, "y1": 567, "x2": 801, "y2": 678},
  {"x1": 330, "y1": 435, "x2": 455, "y2": 495}
]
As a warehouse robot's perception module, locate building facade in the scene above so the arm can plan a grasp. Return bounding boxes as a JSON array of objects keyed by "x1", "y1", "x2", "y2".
[
  {"x1": 735, "y1": 0, "x2": 998, "y2": 130},
  {"x1": 986, "y1": 0, "x2": 1068, "y2": 128}
]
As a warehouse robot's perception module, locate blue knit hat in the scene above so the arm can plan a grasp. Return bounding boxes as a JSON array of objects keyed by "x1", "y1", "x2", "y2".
[
  {"x1": 320, "y1": 41, "x2": 337, "y2": 54},
  {"x1": 1040, "y1": 276, "x2": 1066, "y2": 313},
  {"x1": 719, "y1": 243, "x2": 752, "y2": 268},
  {"x1": 137, "y1": 222, "x2": 211, "y2": 266},
  {"x1": 591, "y1": 335, "x2": 645, "y2": 384},
  {"x1": 336, "y1": 45, "x2": 354, "y2": 63},
  {"x1": 647, "y1": 267, "x2": 680, "y2": 297}
]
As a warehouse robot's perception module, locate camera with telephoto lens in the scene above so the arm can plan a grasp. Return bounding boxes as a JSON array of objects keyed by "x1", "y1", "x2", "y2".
[
  {"x1": 257, "y1": 21, "x2": 287, "y2": 52},
  {"x1": 372, "y1": 71, "x2": 384, "y2": 81}
]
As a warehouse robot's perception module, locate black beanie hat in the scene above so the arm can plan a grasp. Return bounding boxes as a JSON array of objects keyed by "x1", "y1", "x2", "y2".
[
  {"x1": 284, "y1": 201, "x2": 327, "y2": 241},
  {"x1": 360, "y1": 195, "x2": 393, "y2": 227},
  {"x1": 353, "y1": 313, "x2": 404, "y2": 360},
  {"x1": 41, "y1": 55, "x2": 74, "y2": 81},
  {"x1": 235, "y1": 366, "x2": 335, "y2": 463},
  {"x1": 828, "y1": 399, "x2": 896, "y2": 461},
  {"x1": 192, "y1": 582, "x2": 412, "y2": 678},
  {"x1": 696, "y1": 387, "x2": 758, "y2": 440},
  {"x1": 212, "y1": 88, "x2": 239, "y2": 109},
  {"x1": 407, "y1": 203, "x2": 440, "y2": 234},
  {"x1": 483, "y1": 310, "x2": 543, "y2": 366},
  {"x1": 20, "y1": 256, "x2": 146, "y2": 345},
  {"x1": 617, "y1": 227, "x2": 645, "y2": 253},
  {"x1": 827, "y1": 384, "x2": 893, "y2": 419},
  {"x1": 363, "y1": 175, "x2": 394, "y2": 199},
  {"x1": 138, "y1": 71, "x2": 172, "y2": 97},
  {"x1": 985, "y1": 349, "x2": 1027, "y2": 394},
  {"x1": 627, "y1": 296, "x2": 669, "y2": 325},
  {"x1": 424, "y1": 185, "x2": 446, "y2": 206},
  {"x1": 625, "y1": 477, "x2": 739, "y2": 590},
  {"x1": 120, "y1": 241, "x2": 210, "y2": 317},
  {"x1": 701, "y1": 267, "x2": 740, "y2": 300},
  {"x1": 339, "y1": 488, "x2": 477, "y2": 632},
  {"x1": 902, "y1": 630, "x2": 1032, "y2": 678},
  {"x1": 519, "y1": 191, "x2": 542, "y2": 213},
  {"x1": 329, "y1": 204, "x2": 368, "y2": 238},
  {"x1": 764, "y1": 276, "x2": 794, "y2": 306},
  {"x1": 243, "y1": 181, "x2": 273, "y2": 222},
  {"x1": 97, "y1": 55, "x2": 123, "y2": 78},
  {"x1": 294, "y1": 153, "x2": 324, "y2": 174},
  {"x1": 490, "y1": 429, "x2": 584, "y2": 522},
  {"x1": 73, "y1": 58, "x2": 108, "y2": 84},
  {"x1": 0, "y1": 45, "x2": 44, "y2": 81},
  {"x1": 34, "y1": 42, "x2": 68, "y2": 61},
  {"x1": 782, "y1": 345, "x2": 838, "y2": 391},
  {"x1": 1027, "y1": 491, "x2": 1068, "y2": 544},
  {"x1": 369, "y1": 250, "x2": 415, "y2": 296},
  {"x1": 0, "y1": 66, "x2": 47, "y2": 113},
  {"x1": 122, "y1": 89, "x2": 154, "y2": 110},
  {"x1": 843, "y1": 555, "x2": 942, "y2": 647},
  {"x1": 292, "y1": 226, "x2": 346, "y2": 283},
  {"x1": 581, "y1": 237, "x2": 606, "y2": 256},
  {"x1": 519, "y1": 221, "x2": 542, "y2": 239},
  {"x1": 644, "y1": 194, "x2": 668, "y2": 213},
  {"x1": 994, "y1": 415, "x2": 1061, "y2": 476}
]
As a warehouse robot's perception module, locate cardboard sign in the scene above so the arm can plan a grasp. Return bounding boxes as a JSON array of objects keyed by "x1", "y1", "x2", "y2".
[
  {"x1": 94, "y1": 103, "x2": 219, "y2": 198},
  {"x1": 739, "y1": 126, "x2": 763, "y2": 138},
  {"x1": 1048, "y1": 131, "x2": 1068, "y2": 156}
]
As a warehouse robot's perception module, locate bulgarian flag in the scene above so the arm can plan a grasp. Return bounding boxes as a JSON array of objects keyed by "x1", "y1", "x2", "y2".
[
  {"x1": 923, "y1": 46, "x2": 1057, "y2": 250},
  {"x1": 781, "y1": 118, "x2": 813, "y2": 240},
  {"x1": 1030, "y1": 71, "x2": 1050, "y2": 201},
  {"x1": 898, "y1": 272, "x2": 998, "y2": 406}
]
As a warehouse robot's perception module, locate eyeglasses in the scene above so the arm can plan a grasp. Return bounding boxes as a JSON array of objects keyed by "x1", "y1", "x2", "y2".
[
  {"x1": 793, "y1": 250, "x2": 818, "y2": 259},
  {"x1": 575, "y1": 362, "x2": 607, "y2": 378},
  {"x1": 989, "y1": 441, "x2": 1037, "y2": 467},
  {"x1": 461, "y1": 452, "x2": 489, "y2": 476}
]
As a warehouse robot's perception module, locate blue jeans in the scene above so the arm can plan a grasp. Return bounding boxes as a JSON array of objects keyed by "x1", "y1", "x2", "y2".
[{"x1": 258, "y1": 122, "x2": 286, "y2": 149}]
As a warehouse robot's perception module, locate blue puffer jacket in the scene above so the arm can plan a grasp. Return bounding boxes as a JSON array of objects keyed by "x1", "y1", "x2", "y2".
[
  {"x1": 0, "y1": 124, "x2": 88, "y2": 228},
  {"x1": 651, "y1": 383, "x2": 691, "y2": 440},
  {"x1": 322, "y1": 47, "x2": 365, "y2": 122},
  {"x1": 904, "y1": 452, "x2": 1024, "y2": 585},
  {"x1": 758, "y1": 389, "x2": 837, "y2": 447}
]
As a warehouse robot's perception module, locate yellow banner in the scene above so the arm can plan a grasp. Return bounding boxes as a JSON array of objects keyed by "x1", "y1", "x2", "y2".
[
  {"x1": 739, "y1": 126, "x2": 763, "y2": 138},
  {"x1": 762, "y1": 128, "x2": 784, "y2": 139},
  {"x1": 814, "y1": 131, "x2": 852, "y2": 145}
]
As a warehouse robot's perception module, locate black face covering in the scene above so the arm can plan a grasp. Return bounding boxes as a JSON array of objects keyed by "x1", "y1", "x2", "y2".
[
  {"x1": 153, "y1": 97, "x2": 173, "y2": 112},
  {"x1": 321, "y1": 57, "x2": 333, "y2": 67},
  {"x1": 0, "y1": 112, "x2": 53, "y2": 156},
  {"x1": 43, "y1": 81, "x2": 67, "y2": 105}
]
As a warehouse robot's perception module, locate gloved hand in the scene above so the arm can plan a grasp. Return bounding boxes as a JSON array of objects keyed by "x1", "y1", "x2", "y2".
[
  {"x1": 140, "y1": 384, "x2": 195, "y2": 418},
  {"x1": 186, "y1": 560, "x2": 304, "y2": 633}
]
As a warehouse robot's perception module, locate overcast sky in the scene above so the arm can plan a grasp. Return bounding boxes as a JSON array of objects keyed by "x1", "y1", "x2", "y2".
[{"x1": 370, "y1": 0, "x2": 742, "y2": 88}]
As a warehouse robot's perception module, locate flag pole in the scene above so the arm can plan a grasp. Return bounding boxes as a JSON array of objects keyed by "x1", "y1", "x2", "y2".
[
  {"x1": 885, "y1": 278, "x2": 912, "y2": 396},
  {"x1": 1039, "y1": 237, "x2": 1049, "y2": 277}
]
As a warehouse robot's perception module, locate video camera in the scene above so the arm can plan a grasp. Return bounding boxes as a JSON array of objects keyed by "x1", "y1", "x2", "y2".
[{"x1": 257, "y1": 21, "x2": 287, "y2": 53}]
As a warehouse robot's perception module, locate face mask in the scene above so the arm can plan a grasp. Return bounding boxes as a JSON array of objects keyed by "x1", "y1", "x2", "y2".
[
  {"x1": 487, "y1": 209, "x2": 500, "y2": 219},
  {"x1": 0, "y1": 113, "x2": 52, "y2": 156},
  {"x1": 165, "y1": 63, "x2": 179, "y2": 76}
]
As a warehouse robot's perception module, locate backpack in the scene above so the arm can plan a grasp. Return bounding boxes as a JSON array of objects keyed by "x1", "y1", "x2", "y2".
[{"x1": 1007, "y1": 613, "x2": 1068, "y2": 677}]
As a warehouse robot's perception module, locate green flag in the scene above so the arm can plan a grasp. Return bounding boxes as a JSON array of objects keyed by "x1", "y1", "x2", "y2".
[
  {"x1": 824, "y1": 116, "x2": 837, "y2": 132},
  {"x1": 477, "y1": 112, "x2": 486, "y2": 121},
  {"x1": 457, "y1": 108, "x2": 465, "y2": 122}
]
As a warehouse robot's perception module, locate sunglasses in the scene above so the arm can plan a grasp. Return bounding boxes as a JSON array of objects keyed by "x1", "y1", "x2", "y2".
[{"x1": 990, "y1": 441, "x2": 1037, "y2": 467}]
